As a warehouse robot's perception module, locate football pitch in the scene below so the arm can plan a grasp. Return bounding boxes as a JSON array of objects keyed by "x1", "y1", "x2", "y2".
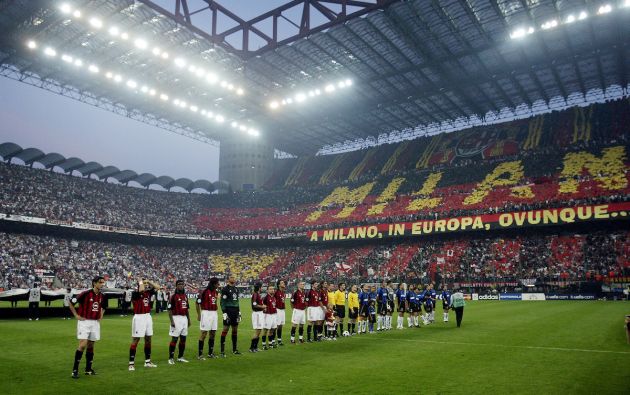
[{"x1": 1, "y1": 301, "x2": 628, "y2": 394}]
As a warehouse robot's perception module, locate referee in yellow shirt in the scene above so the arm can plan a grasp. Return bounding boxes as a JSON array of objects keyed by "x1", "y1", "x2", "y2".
[
  {"x1": 334, "y1": 283, "x2": 347, "y2": 336},
  {"x1": 347, "y1": 284, "x2": 359, "y2": 335}
]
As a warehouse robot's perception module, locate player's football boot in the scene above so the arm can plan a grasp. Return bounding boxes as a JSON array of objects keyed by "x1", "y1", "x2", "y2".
[{"x1": 128, "y1": 364, "x2": 135, "y2": 371}]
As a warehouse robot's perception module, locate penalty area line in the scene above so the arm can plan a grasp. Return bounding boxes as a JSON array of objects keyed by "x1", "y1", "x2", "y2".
[{"x1": 379, "y1": 337, "x2": 630, "y2": 355}]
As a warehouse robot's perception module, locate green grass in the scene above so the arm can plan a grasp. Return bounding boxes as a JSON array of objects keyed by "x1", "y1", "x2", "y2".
[{"x1": 1, "y1": 301, "x2": 629, "y2": 394}]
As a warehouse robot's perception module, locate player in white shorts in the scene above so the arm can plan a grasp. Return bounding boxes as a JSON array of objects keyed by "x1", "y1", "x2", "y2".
[
  {"x1": 168, "y1": 280, "x2": 191, "y2": 364},
  {"x1": 196, "y1": 277, "x2": 220, "y2": 360},
  {"x1": 275, "y1": 280, "x2": 287, "y2": 346},
  {"x1": 249, "y1": 283, "x2": 265, "y2": 353},
  {"x1": 128, "y1": 279, "x2": 160, "y2": 371},
  {"x1": 290, "y1": 281, "x2": 307, "y2": 344},
  {"x1": 262, "y1": 284, "x2": 278, "y2": 350}
]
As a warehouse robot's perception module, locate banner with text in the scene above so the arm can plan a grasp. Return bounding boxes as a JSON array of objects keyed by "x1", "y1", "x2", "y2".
[{"x1": 307, "y1": 202, "x2": 630, "y2": 242}]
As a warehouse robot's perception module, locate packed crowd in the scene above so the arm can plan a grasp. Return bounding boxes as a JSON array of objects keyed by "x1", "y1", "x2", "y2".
[
  {"x1": 1, "y1": 230, "x2": 627, "y2": 291},
  {"x1": 1, "y1": 99, "x2": 628, "y2": 238}
]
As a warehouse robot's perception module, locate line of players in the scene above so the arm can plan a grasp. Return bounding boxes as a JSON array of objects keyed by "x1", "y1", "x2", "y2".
[{"x1": 68, "y1": 275, "x2": 452, "y2": 378}]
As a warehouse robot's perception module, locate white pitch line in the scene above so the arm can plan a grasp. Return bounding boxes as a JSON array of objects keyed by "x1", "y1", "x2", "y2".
[{"x1": 379, "y1": 337, "x2": 630, "y2": 355}]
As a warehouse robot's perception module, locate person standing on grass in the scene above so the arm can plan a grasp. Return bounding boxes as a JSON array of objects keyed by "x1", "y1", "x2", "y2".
[
  {"x1": 625, "y1": 315, "x2": 630, "y2": 344},
  {"x1": 275, "y1": 280, "x2": 287, "y2": 346},
  {"x1": 334, "y1": 282, "x2": 346, "y2": 336},
  {"x1": 219, "y1": 274, "x2": 242, "y2": 357},
  {"x1": 376, "y1": 280, "x2": 388, "y2": 331},
  {"x1": 196, "y1": 277, "x2": 220, "y2": 360},
  {"x1": 347, "y1": 284, "x2": 359, "y2": 335},
  {"x1": 406, "y1": 284, "x2": 418, "y2": 328},
  {"x1": 395, "y1": 283, "x2": 407, "y2": 329},
  {"x1": 441, "y1": 285, "x2": 452, "y2": 323},
  {"x1": 306, "y1": 281, "x2": 320, "y2": 342},
  {"x1": 262, "y1": 284, "x2": 278, "y2": 350},
  {"x1": 63, "y1": 287, "x2": 73, "y2": 320},
  {"x1": 28, "y1": 283, "x2": 41, "y2": 321},
  {"x1": 290, "y1": 281, "x2": 307, "y2": 344},
  {"x1": 250, "y1": 282, "x2": 265, "y2": 352},
  {"x1": 167, "y1": 280, "x2": 190, "y2": 364},
  {"x1": 450, "y1": 289, "x2": 466, "y2": 328},
  {"x1": 128, "y1": 278, "x2": 160, "y2": 371},
  {"x1": 357, "y1": 284, "x2": 370, "y2": 334},
  {"x1": 69, "y1": 276, "x2": 106, "y2": 379}
]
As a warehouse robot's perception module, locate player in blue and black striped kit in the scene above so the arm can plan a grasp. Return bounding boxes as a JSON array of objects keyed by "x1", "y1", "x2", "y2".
[
  {"x1": 376, "y1": 280, "x2": 389, "y2": 331},
  {"x1": 357, "y1": 284, "x2": 370, "y2": 334},
  {"x1": 441, "y1": 286, "x2": 452, "y2": 323},
  {"x1": 406, "y1": 284, "x2": 419, "y2": 328},
  {"x1": 395, "y1": 283, "x2": 407, "y2": 329},
  {"x1": 426, "y1": 284, "x2": 437, "y2": 323}
]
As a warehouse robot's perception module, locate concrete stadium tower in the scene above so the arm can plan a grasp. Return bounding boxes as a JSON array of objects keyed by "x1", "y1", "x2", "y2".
[{"x1": 219, "y1": 135, "x2": 274, "y2": 191}]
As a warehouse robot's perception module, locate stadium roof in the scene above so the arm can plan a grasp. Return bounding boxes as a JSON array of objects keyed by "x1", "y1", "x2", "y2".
[
  {"x1": 0, "y1": 0, "x2": 628, "y2": 156},
  {"x1": 0, "y1": 142, "x2": 217, "y2": 192}
]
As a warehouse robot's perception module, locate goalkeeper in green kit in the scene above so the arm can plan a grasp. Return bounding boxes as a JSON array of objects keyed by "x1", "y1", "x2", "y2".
[{"x1": 219, "y1": 274, "x2": 241, "y2": 357}]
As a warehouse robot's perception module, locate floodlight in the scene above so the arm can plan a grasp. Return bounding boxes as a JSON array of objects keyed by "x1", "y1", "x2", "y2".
[
  {"x1": 140, "y1": 86, "x2": 149, "y2": 93},
  {"x1": 113, "y1": 74, "x2": 122, "y2": 83},
  {"x1": 72, "y1": 10, "x2": 81, "y2": 18},
  {"x1": 61, "y1": 54, "x2": 73, "y2": 62},
  {"x1": 295, "y1": 93, "x2": 306, "y2": 102},
  {"x1": 60, "y1": 3, "x2": 71, "y2": 14},
  {"x1": 148, "y1": 89, "x2": 156, "y2": 96},
  {"x1": 73, "y1": 58, "x2": 83, "y2": 67},
  {"x1": 89, "y1": 18, "x2": 103, "y2": 29},
  {"x1": 44, "y1": 47, "x2": 57, "y2": 57},
  {"x1": 88, "y1": 64, "x2": 99, "y2": 73},
  {"x1": 126, "y1": 80, "x2": 137, "y2": 89},
  {"x1": 231, "y1": 121, "x2": 238, "y2": 128},
  {"x1": 206, "y1": 73, "x2": 218, "y2": 84},
  {"x1": 108, "y1": 26, "x2": 120, "y2": 36},
  {"x1": 190, "y1": 105, "x2": 198, "y2": 112},
  {"x1": 173, "y1": 99, "x2": 181, "y2": 106},
  {"x1": 134, "y1": 38, "x2": 147, "y2": 50},
  {"x1": 248, "y1": 129, "x2": 260, "y2": 137},
  {"x1": 578, "y1": 11, "x2": 588, "y2": 20},
  {"x1": 565, "y1": 14, "x2": 576, "y2": 23},
  {"x1": 174, "y1": 58, "x2": 186, "y2": 68},
  {"x1": 239, "y1": 125, "x2": 247, "y2": 131},
  {"x1": 325, "y1": 84, "x2": 335, "y2": 92},
  {"x1": 120, "y1": 32, "x2": 129, "y2": 40},
  {"x1": 236, "y1": 88, "x2": 244, "y2": 95},
  {"x1": 338, "y1": 81, "x2": 346, "y2": 88},
  {"x1": 27, "y1": 40, "x2": 37, "y2": 49},
  {"x1": 597, "y1": 4, "x2": 612, "y2": 14},
  {"x1": 161, "y1": 52, "x2": 169, "y2": 59},
  {"x1": 105, "y1": 71, "x2": 113, "y2": 79},
  {"x1": 159, "y1": 93, "x2": 168, "y2": 101},
  {"x1": 541, "y1": 19, "x2": 558, "y2": 30},
  {"x1": 152, "y1": 47, "x2": 161, "y2": 56},
  {"x1": 269, "y1": 101, "x2": 279, "y2": 109},
  {"x1": 345, "y1": 79, "x2": 353, "y2": 86},
  {"x1": 215, "y1": 115, "x2": 225, "y2": 123}
]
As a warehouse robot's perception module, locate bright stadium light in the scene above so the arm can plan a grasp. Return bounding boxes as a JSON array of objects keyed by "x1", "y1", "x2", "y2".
[
  {"x1": 345, "y1": 79, "x2": 353, "y2": 86},
  {"x1": 215, "y1": 115, "x2": 224, "y2": 123},
  {"x1": 134, "y1": 38, "x2": 148, "y2": 50},
  {"x1": 140, "y1": 85, "x2": 149, "y2": 93},
  {"x1": 61, "y1": 54, "x2": 73, "y2": 63},
  {"x1": 160, "y1": 93, "x2": 168, "y2": 101},
  {"x1": 88, "y1": 64, "x2": 99, "y2": 73},
  {"x1": 236, "y1": 88, "x2": 244, "y2": 95},
  {"x1": 113, "y1": 74, "x2": 122, "y2": 83},
  {"x1": 161, "y1": 52, "x2": 169, "y2": 59},
  {"x1": 315, "y1": 89, "x2": 321, "y2": 95},
  {"x1": 27, "y1": 40, "x2": 37, "y2": 49},
  {"x1": 173, "y1": 99, "x2": 181, "y2": 106},
  {"x1": 206, "y1": 73, "x2": 218, "y2": 84},
  {"x1": 623, "y1": 0, "x2": 630, "y2": 8},
  {"x1": 190, "y1": 105, "x2": 198, "y2": 112},
  {"x1": 73, "y1": 58, "x2": 83, "y2": 67},
  {"x1": 269, "y1": 101, "x2": 279, "y2": 109},
  {"x1": 295, "y1": 93, "x2": 306, "y2": 102},
  {"x1": 565, "y1": 14, "x2": 576, "y2": 23},
  {"x1": 541, "y1": 19, "x2": 558, "y2": 30},
  {"x1": 174, "y1": 58, "x2": 186, "y2": 68},
  {"x1": 151, "y1": 47, "x2": 161, "y2": 56},
  {"x1": 578, "y1": 11, "x2": 588, "y2": 20},
  {"x1": 44, "y1": 47, "x2": 57, "y2": 57},
  {"x1": 148, "y1": 89, "x2": 156, "y2": 96},
  {"x1": 59, "y1": 3, "x2": 71, "y2": 14},
  {"x1": 597, "y1": 4, "x2": 612, "y2": 14},
  {"x1": 108, "y1": 26, "x2": 120, "y2": 36},
  {"x1": 89, "y1": 17, "x2": 103, "y2": 29},
  {"x1": 126, "y1": 80, "x2": 137, "y2": 89},
  {"x1": 105, "y1": 71, "x2": 113, "y2": 79},
  {"x1": 239, "y1": 125, "x2": 247, "y2": 131},
  {"x1": 231, "y1": 121, "x2": 238, "y2": 128},
  {"x1": 248, "y1": 128, "x2": 260, "y2": 137},
  {"x1": 324, "y1": 84, "x2": 335, "y2": 92},
  {"x1": 120, "y1": 32, "x2": 129, "y2": 40},
  {"x1": 72, "y1": 10, "x2": 81, "y2": 18},
  {"x1": 338, "y1": 81, "x2": 346, "y2": 88}
]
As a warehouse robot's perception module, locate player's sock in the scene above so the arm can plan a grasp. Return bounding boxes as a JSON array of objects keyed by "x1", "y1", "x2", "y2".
[
  {"x1": 298, "y1": 326, "x2": 303, "y2": 339},
  {"x1": 312, "y1": 325, "x2": 318, "y2": 340},
  {"x1": 270, "y1": 334, "x2": 275, "y2": 346},
  {"x1": 198, "y1": 340, "x2": 204, "y2": 356},
  {"x1": 129, "y1": 343, "x2": 137, "y2": 364},
  {"x1": 231, "y1": 331, "x2": 238, "y2": 352},
  {"x1": 169, "y1": 340, "x2": 176, "y2": 359},
  {"x1": 277, "y1": 327, "x2": 282, "y2": 342},
  {"x1": 307, "y1": 325, "x2": 312, "y2": 341},
  {"x1": 250, "y1": 338, "x2": 256, "y2": 350},
  {"x1": 368, "y1": 322, "x2": 373, "y2": 332},
  {"x1": 178, "y1": 336, "x2": 186, "y2": 359},
  {"x1": 377, "y1": 316, "x2": 382, "y2": 330},
  {"x1": 144, "y1": 343, "x2": 151, "y2": 361},
  {"x1": 414, "y1": 316, "x2": 419, "y2": 326},
  {"x1": 407, "y1": 317, "x2": 413, "y2": 327},
  {"x1": 85, "y1": 347, "x2": 94, "y2": 371},
  {"x1": 291, "y1": 327, "x2": 296, "y2": 337},
  {"x1": 220, "y1": 334, "x2": 226, "y2": 353},
  {"x1": 208, "y1": 334, "x2": 215, "y2": 355},
  {"x1": 73, "y1": 349, "x2": 83, "y2": 371},
  {"x1": 262, "y1": 335, "x2": 267, "y2": 346}
]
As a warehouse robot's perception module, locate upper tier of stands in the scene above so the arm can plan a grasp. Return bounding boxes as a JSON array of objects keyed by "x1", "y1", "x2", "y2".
[{"x1": 1, "y1": 99, "x2": 628, "y2": 236}]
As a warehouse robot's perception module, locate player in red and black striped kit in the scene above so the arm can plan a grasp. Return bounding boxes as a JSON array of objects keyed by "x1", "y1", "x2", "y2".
[
  {"x1": 262, "y1": 285, "x2": 278, "y2": 350},
  {"x1": 196, "y1": 277, "x2": 220, "y2": 359},
  {"x1": 318, "y1": 281, "x2": 329, "y2": 341},
  {"x1": 168, "y1": 280, "x2": 191, "y2": 364},
  {"x1": 128, "y1": 278, "x2": 160, "y2": 371},
  {"x1": 275, "y1": 280, "x2": 287, "y2": 346},
  {"x1": 69, "y1": 276, "x2": 106, "y2": 379},
  {"x1": 290, "y1": 281, "x2": 307, "y2": 344},
  {"x1": 306, "y1": 281, "x2": 321, "y2": 342}
]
